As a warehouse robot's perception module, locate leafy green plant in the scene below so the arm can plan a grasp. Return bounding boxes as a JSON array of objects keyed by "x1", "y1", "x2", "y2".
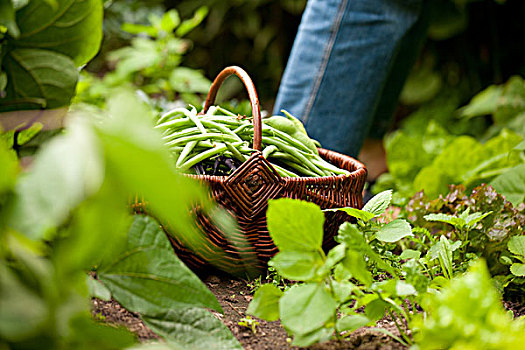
[
  {"x1": 0, "y1": 0, "x2": 103, "y2": 112},
  {"x1": 0, "y1": 90, "x2": 243, "y2": 349},
  {"x1": 238, "y1": 316, "x2": 260, "y2": 334},
  {"x1": 75, "y1": 7, "x2": 210, "y2": 108},
  {"x1": 412, "y1": 260, "x2": 525, "y2": 350},
  {"x1": 247, "y1": 192, "x2": 421, "y2": 347}
]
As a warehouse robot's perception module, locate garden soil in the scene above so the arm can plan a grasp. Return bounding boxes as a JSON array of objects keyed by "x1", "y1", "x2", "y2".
[{"x1": 91, "y1": 272, "x2": 525, "y2": 349}]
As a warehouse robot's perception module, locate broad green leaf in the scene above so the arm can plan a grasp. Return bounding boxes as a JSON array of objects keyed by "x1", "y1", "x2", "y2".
[
  {"x1": 342, "y1": 250, "x2": 372, "y2": 287},
  {"x1": 68, "y1": 315, "x2": 137, "y2": 349},
  {"x1": 142, "y1": 308, "x2": 243, "y2": 350},
  {"x1": 400, "y1": 64, "x2": 442, "y2": 105},
  {"x1": 375, "y1": 219, "x2": 412, "y2": 243},
  {"x1": 464, "y1": 211, "x2": 493, "y2": 228},
  {"x1": 317, "y1": 243, "x2": 347, "y2": 277},
  {"x1": 8, "y1": 117, "x2": 103, "y2": 239},
  {"x1": 491, "y1": 164, "x2": 525, "y2": 206},
  {"x1": 267, "y1": 199, "x2": 324, "y2": 252},
  {"x1": 365, "y1": 299, "x2": 387, "y2": 321},
  {"x1": 160, "y1": 9, "x2": 181, "y2": 33},
  {"x1": 424, "y1": 213, "x2": 464, "y2": 228},
  {"x1": 331, "y1": 280, "x2": 355, "y2": 303},
  {"x1": 508, "y1": 236, "x2": 525, "y2": 257},
  {"x1": 170, "y1": 67, "x2": 211, "y2": 94},
  {"x1": 438, "y1": 236, "x2": 454, "y2": 279},
  {"x1": 0, "y1": 0, "x2": 20, "y2": 38},
  {"x1": 362, "y1": 190, "x2": 392, "y2": 216},
  {"x1": 494, "y1": 76, "x2": 525, "y2": 124},
  {"x1": 291, "y1": 327, "x2": 333, "y2": 347},
  {"x1": 400, "y1": 249, "x2": 421, "y2": 260},
  {"x1": 414, "y1": 260, "x2": 525, "y2": 349},
  {"x1": 396, "y1": 280, "x2": 417, "y2": 296},
  {"x1": 325, "y1": 207, "x2": 375, "y2": 222},
  {"x1": 336, "y1": 315, "x2": 370, "y2": 333},
  {"x1": 0, "y1": 136, "x2": 18, "y2": 194},
  {"x1": 280, "y1": 283, "x2": 337, "y2": 335},
  {"x1": 510, "y1": 263, "x2": 525, "y2": 277},
  {"x1": 459, "y1": 85, "x2": 502, "y2": 119},
  {"x1": 98, "y1": 216, "x2": 222, "y2": 315},
  {"x1": 269, "y1": 250, "x2": 323, "y2": 281},
  {"x1": 87, "y1": 275, "x2": 111, "y2": 301},
  {"x1": 14, "y1": 0, "x2": 103, "y2": 66},
  {"x1": 0, "y1": 263, "x2": 48, "y2": 341},
  {"x1": 246, "y1": 284, "x2": 283, "y2": 322},
  {"x1": 16, "y1": 122, "x2": 42, "y2": 145},
  {"x1": 2, "y1": 48, "x2": 78, "y2": 111}
]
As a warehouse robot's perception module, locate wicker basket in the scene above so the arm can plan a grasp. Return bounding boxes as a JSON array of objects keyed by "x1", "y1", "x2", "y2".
[{"x1": 159, "y1": 66, "x2": 367, "y2": 275}]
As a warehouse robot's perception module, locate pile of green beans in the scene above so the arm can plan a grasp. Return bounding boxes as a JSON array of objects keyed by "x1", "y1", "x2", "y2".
[{"x1": 155, "y1": 105, "x2": 350, "y2": 178}]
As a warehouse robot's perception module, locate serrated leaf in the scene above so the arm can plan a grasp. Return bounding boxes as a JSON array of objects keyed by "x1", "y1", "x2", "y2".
[
  {"x1": 247, "y1": 284, "x2": 283, "y2": 322},
  {"x1": 14, "y1": 0, "x2": 103, "y2": 66},
  {"x1": 375, "y1": 219, "x2": 412, "y2": 243},
  {"x1": 508, "y1": 236, "x2": 525, "y2": 257},
  {"x1": 2, "y1": 48, "x2": 78, "y2": 111},
  {"x1": 142, "y1": 308, "x2": 243, "y2": 350},
  {"x1": 424, "y1": 213, "x2": 464, "y2": 228},
  {"x1": 362, "y1": 190, "x2": 392, "y2": 215},
  {"x1": 267, "y1": 199, "x2": 324, "y2": 252},
  {"x1": 98, "y1": 216, "x2": 222, "y2": 315},
  {"x1": 510, "y1": 263, "x2": 525, "y2": 277},
  {"x1": 280, "y1": 283, "x2": 337, "y2": 335},
  {"x1": 269, "y1": 251, "x2": 323, "y2": 281},
  {"x1": 464, "y1": 211, "x2": 493, "y2": 228}
]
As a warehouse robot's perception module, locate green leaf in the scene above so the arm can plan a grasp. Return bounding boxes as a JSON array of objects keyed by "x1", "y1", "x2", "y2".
[
  {"x1": 291, "y1": 327, "x2": 333, "y2": 347},
  {"x1": 331, "y1": 280, "x2": 355, "y2": 303},
  {"x1": 68, "y1": 315, "x2": 137, "y2": 349},
  {"x1": 247, "y1": 284, "x2": 283, "y2": 322},
  {"x1": 494, "y1": 76, "x2": 525, "y2": 124},
  {"x1": 1, "y1": 48, "x2": 78, "y2": 111},
  {"x1": 175, "y1": 6, "x2": 208, "y2": 37},
  {"x1": 400, "y1": 249, "x2": 421, "y2": 260},
  {"x1": 508, "y1": 236, "x2": 525, "y2": 257},
  {"x1": 510, "y1": 263, "x2": 525, "y2": 277},
  {"x1": 160, "y1": 9, "x2": 181, "y2": 33},
  {"x1": 365, "y1": 299, "x2": 387, "y2": 321},
  {"x1": 317, "y1": 243, "x2": 347, "y2": 277},
  {"x1": 8, "y1": 117, "x2": 103, "y2": 239},
  {"x1": 14, "y1": 0, "x2": 103, "y2": 66},
  {"x1": 336, "y1": 315, "x2": 370, "y2": 333},
  {"x1": 0, "y1": 263, "x2": 48, "y2": 341},
  {"x1": 87, "y1": 275, "x2": 111, "y2": 301},
  {"x1": 464, "y1": 211, "x2": 493, "y2": 228},
  {"x1": 269, "y1": 250, "x2": 323, "y2": 281},
  {"x1": 362, "y1": 190, "x2": 392, "y2": 215},
  {"x1": 342, "y1": 250, "x2": 372, "y2": 287},
  {"x1": 170, "y1": 67, "x2": 211, "y2": 94},
  {"x1": 98, "y1": 216, "x2": 222, "y2": 315},
  {"x1": 267, "y1": 199, "x2": 324, "y2": 252},
  {"x1": 424, "y1": 213, "x2": 464, "y2": 229},
  {"x1": 0, "y1": 136, "x2": 18, "y2": 194},
  {"x1": 459, "y1": 85, "x2": 502, "y2": 119},
  {"x1": 280, "y1": 283, "x2": 337, "y2": 335},
  {"x1": 326, "y1": 207, "x2": 376, "y2": 222},
  {"x1": 142, "y1": 308, "x2": 243, "y2": 350},
  {"x1": 395, "y1": 280, "x2": 417, "y2": 296},
  {"x1": 375, "y1": 219, "x2": 412, "y2": 243},
  {"x1": 491, "y1": 164, "x2": 525, "y2": 206},
  {"x1": 0, "y1": 0, "x2": 20, "y2": 38}
]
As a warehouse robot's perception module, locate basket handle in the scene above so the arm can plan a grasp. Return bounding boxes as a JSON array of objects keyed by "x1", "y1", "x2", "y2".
[{"x1": 200, "y1": 66, "x2": 262, "y2": 151}]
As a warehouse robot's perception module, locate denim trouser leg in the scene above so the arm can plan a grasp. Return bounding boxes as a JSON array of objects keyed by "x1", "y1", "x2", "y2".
[{"x1": 273, "y1": 0, "x2": 425, "y2": 157}]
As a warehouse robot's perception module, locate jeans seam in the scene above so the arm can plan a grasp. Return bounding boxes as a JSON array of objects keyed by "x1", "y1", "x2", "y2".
[{"x1": 303, "y1": 0, "x2": 349, "y2": 124}]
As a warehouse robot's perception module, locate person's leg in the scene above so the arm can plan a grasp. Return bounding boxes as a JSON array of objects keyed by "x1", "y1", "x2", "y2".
[{"x1": 273, "y1": 0, "x2": 425, "y2": 157}]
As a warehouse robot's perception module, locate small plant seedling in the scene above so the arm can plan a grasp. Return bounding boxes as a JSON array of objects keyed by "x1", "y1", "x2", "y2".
[{"x1": 238, "y1": 316, "x2": 260, "y2": 334}]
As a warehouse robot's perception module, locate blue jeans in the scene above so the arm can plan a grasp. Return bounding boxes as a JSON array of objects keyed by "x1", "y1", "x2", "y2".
[{"x1": 273, "y1": 0, "x2": 430, "y2": 157}]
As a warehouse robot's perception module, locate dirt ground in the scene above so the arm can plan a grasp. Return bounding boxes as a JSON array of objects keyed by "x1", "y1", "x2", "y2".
[{"x1": 91, "y1": 272, "x2": 525, "y2": 350}]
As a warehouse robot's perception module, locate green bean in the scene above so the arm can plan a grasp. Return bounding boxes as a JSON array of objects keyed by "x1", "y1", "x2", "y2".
[
  {"x1": 176, "y1": 141, "x2": 197, "y2": 168},
  {"x1": 262, "y1": 145, "x2": 278, "y2": 159},
  {"x1": 162, "y1": 127, "x2": 201, "y2": 141},
  {"x1": 178, "y1": 143, "x2": 229, "y2": 170},
  {"x1": 165, "y1": 133, "x2": 239, "y2": 147},
  {"x1": 200, "y1": 120, "x2": 242, "y2": 140},
  {"x1": 261, "y1": 126, "x2": 313, "y2": 154}
]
